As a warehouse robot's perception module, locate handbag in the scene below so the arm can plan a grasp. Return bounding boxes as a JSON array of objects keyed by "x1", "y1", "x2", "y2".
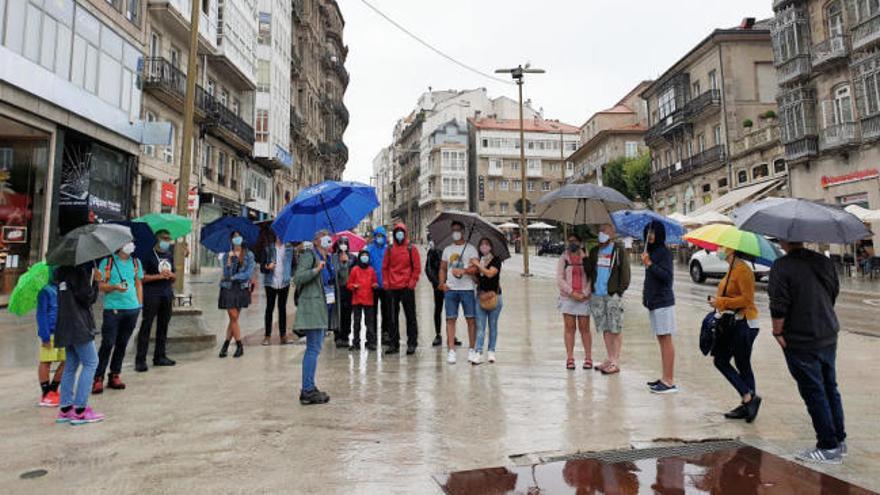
[
  {"x1": 699, "y1": 264, "x2": 739, "y2": 356},
  {"x1": 478, "y1": 290, "x2": 498, "y2": 311}
]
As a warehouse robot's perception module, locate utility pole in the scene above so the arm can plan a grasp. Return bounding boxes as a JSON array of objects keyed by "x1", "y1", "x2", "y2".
[
  {"x1": 174, "y1": 0, "x2": 201, "y2": 292},
  {"x1": 559, "y1": 131, "x2": 568, "y2": 242},
  {"x1": 496, "y1": 64, "x2": 545, "y2": 277}
]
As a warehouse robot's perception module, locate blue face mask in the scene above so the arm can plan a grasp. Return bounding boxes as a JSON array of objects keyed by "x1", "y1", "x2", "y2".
[
  {"x1": 395, "y1": 231, "x2": 405, "y2": 242},
  {"x1": 158, "y1": 240, "x2": 171, "y2": 251},
  {"x1": 375, "y1": 236, "x2": 385, "y2": 246},
  {"x1": 360, "y1": 255, "x2": 370, "y2": 265},
  {"x1": 232, "y1": 236, "x2": 243, "y2": 246}
]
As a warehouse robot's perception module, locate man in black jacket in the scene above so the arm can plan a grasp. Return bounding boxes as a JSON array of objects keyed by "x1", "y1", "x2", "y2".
[{"x1": 769, "y1": 241, "x2": 846, "y2": 465}]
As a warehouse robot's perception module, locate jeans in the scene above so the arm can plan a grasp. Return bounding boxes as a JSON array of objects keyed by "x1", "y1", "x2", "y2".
[
  {"x1": 713, "y1": 320, "x2": 759, "y2": 397},
  {"x1": 372, "y1": 289, "x2": 391, "y2": 343},
  {"x1": 352, "y1": 305, "x2": 376, "y2": 345},
  {"x1": 136, "y1": 295, "x2": 172, "y2": 364},
  {"x1": 97, "y1": 308, "x2": 140, "y2": 377},
  {"x1": 59, "y1": 341, "x2": 98, "y2": 408},
  {"x1": 784, "y1": 344, "x2": 847, "y2": 450},
  {"x1": 432, "y1": 289, "x2": 444, "y2": 336},
  {"x1": 301, "y1": 329, "x2": 324, "y2": 392},
  {"x1": 389, "y1": 288, "x2": 418, "y2": 348},
  {"x1": 475, "y1": 294, "x2": 503, "y2": 352},
  {"x1": 444, "y1": 290, "x2": 476, "y2": 319},
  {"x1": 336, "y1": 288, "x2": 352, "y2": 343},
  {"x1": 264, "y1": 285, "x2": 290, "y2": 337}
]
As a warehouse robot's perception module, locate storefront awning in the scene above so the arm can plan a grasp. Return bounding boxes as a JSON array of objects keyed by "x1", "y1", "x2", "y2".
[{"x1": 690, "y1": 179, "x2": 784, "y2": 217}]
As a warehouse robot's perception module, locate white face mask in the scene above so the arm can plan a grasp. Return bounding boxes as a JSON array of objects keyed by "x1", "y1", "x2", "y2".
[
  {"x1": 339, "y1": 244, "x2": 348, "y2": 252},
  {"x1": 121, "y1": 242, "x2": 135, "y2": 255},
  {"x1": 598, "y1": 232, "x2": 610, "y2": 244},
  {"x1": 451, "y1": 231, "x2": 463, "y2": 242},
  {"x1": 320, "y1": 236, "x2": 332, "y2": 249}
]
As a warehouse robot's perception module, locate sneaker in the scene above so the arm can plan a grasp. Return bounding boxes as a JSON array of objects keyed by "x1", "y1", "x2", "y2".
[
  {"x1": 406, "y1": 345, "x2": 416, "y2": 355},
  {"x1": 795, "y1": 447, "x2": 843, "y2": 465},
  {"x1": 299, "y1": 389, "x2": 329, "y2": 405},
  {"x1": 135, "y1": 361, "x2": 148, "y2": 373},
  {"x1": 261, "y1": 337, "x2": 271, "y2": 346},
  {"x1": 55, "y1": 408, "x2": 75, "y2": 423},
  {"x1": 649, "y1": 382, "x2": 679, "y2": 394},
  {"x1": 471, "y1": 352, "x2": 483, "y2": 365},
  {"x1": 646, "y1": 379, "x2": 662, "y2": 387},
  {"x1": 107, "y1": 374, "x2": 126, "y2": 390},
  {"x1": 280, "y1": 336, "x2": 294, "y2": 345},
  {"x1": 487, "y1": 351, "x2": 496, "y2": 363},
  {"x1": 447, "y1": 350, "x2": 457, "y2": 364},
  {"x1": 432, "y1": 335, "x2": 442, "y2": 347},
  {"x1": 744, "y1": 395, "x2": 762, "y2": 423},
  {"x1": 467, "y1": 349, "x2": 477, "y2": 363},
  {"x1": 39, "y1": 392, "x2": 59, "y2": 408},
  {"x1": 724, "y1": 403, "x2": 748, "y2": 420},
  {"x1": 840, "y1": 441, "x2": 848, "y2": 457},
  {"x1": 91, "y1": 377, "x2": 104, "y2": 395},
  {"x1": 153, "y1": 356, "x2": 176, "y2": 366},
  {"x1": 70, "y1": 407, "x2": 105, "y2": 425}
]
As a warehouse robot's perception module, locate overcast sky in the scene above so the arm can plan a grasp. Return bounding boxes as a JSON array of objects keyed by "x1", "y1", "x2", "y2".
[{"x1": 338, "y1": 0, "x2": 774, "y2": 184}]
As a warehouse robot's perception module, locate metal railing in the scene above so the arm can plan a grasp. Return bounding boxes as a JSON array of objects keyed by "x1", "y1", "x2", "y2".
[
  {"x1": 819, "y1": 121, "x2": 860, "y2": 149},
  {"x1": 645, "y1": 108, "x2": 690, "y2": 143},
  {"x1": 684, "y1": 145, "x2": 726, "y2": 171},
  {"x1": 776, "y1": 55, "x2": 811, "y2": 85},
  {"x1": 650, "y1": 168, "x2": 672, "y2": 190},
  {"x1": 684, "y1": 89, "x2": 721, "y2": 117},
  {"x1": 142, "y1": 57, "x2": 186, "y2": 99},
  {"x1": 812, "y1": 35, "x2": 849, "y2": 68},
  {"x1": 784, "y1": 136, "x2": 818, "y2": 161},
  {"x1": 196, "y1": 87, "x2": 255, "y2": 147},
  {"x1": 852, "y1": 12, "x2": 880, "y2": 51},
  {"x1": 290, "y1": 107, "x2": 304, "y2": 135},
  {"x1": 861, "y1": 113, "x2": 880, "y2": 140}
]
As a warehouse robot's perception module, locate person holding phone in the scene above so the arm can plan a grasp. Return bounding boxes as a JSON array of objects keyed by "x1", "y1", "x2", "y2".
[
  {"x1": 218, "y1": 230, "x2": 255, "y2": 358},
  {"x1": 640, "y1": 220, "x2": 677, "y2": 394}
]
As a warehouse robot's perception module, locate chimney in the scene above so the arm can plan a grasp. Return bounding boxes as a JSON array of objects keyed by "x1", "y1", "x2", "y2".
[{"x1": 740, "y1": 17, "x2": 756, "y2": 29}]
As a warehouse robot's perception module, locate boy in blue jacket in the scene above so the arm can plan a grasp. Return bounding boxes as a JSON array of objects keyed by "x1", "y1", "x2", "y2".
[{"x1": 36, "y1": 281, "x2": 66, "y2": 407}]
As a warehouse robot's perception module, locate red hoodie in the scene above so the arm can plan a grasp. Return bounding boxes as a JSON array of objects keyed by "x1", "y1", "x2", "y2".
[
  {"x1": 346, "y1": 264, "x2": 377, "y2": 306},
  {"x1": 382, "y1": 223, "x2": 421, "y2": 290}
]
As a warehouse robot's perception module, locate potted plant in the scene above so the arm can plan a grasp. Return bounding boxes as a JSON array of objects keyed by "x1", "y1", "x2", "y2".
[
  {"x1": 760, "y1": 110, "x2": 777, "y2": 120},
  {"x1": 743, "y1": 118, "x2": 754, "y2": 129}
]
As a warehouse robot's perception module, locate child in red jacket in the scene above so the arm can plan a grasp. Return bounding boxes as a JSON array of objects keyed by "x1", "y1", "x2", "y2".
[{"x1": 347, "y1": 250, "x2": 379, "y2": 351}]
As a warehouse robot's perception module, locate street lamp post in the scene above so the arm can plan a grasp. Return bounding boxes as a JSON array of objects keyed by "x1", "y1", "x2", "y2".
[{"x1": 495, "y1": 64, "x2": 544, "y2": 277}]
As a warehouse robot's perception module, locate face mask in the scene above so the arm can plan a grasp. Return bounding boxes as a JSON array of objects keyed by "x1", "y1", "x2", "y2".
[
  {"x1": 479, "y1": 244, "x2": 492, "y2": 255},
  {"x1": 375, "y1": 236, "x2": 385, "y2": 246},
  {"x1": 320, "y1": 236, "x2": 333, "y2": 249},
  {"x1": 451, "y1": 231, "x2": 463, "y2": 242},
  {"x1": 568, "y1": 242, "x2": 580, "y2": 253},
  {"x1": 716, "y1": 250, "x2": 728, "y2": 261},
  {"x1": 360, "y1": 255, "x2": 370, "y2": 264},
  {"x1": 339, "y1": 244, "x2": 348, "y2": 252},
  {"x1": 428, "y1": 240, "x2": 435, "y2": 249},
  {"x1": 121, "y1": 242, "x2": 135, "y2": 255},
  {"x1": 231, "y1": 236, "x2": 243, "y2": 246},
  {"x1": 394, "y1": 231, "x2": 405, "y2": 242},
  {"x1": 158, "y1": 240, "x2": 171, "y2": 251},
  {"x1": 598, "y1": 232, "x2": 610, "y2": 244}
]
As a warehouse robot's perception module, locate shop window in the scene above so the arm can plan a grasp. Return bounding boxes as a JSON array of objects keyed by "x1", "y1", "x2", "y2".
[
  {"x1": 752, "y1": 163, "x2": 769, "y2": 180},
  {"x1": 773, "y1": 158, "x2": 786, "y2": 174},
  {"x1": 717, "y1": 177, "x2": 728, "y2": 189},
  {"x1": 737, "y1": 169, "x2": 748, "y2": 185}
]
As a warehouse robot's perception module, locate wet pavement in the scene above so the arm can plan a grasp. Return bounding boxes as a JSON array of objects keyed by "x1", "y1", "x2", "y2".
[{"x1": 1, "y1": 253, "x2": 879, "y2": 494}]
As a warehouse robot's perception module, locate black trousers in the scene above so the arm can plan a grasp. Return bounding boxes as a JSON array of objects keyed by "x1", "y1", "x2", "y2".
[
  {"x1": 352, "y1": 304, "x2": 376, "y2": 345},
  {"x1": 389, "y1": 288, "x2": 418, "y2": 348},
  {"x1": 372, "y1": 288, "x2": 391, "y2": 343},
  {"x1": 336, "y1": 288, "x2": 352, "y2": 342},
  {"x1": 264, "y1": 285, "x2": 290, "y2": 337},
  {"x1": 136, "y1": 295, "x2": 172, "y2": 364},
  {"x1": 432, "y1": 288, "x2": 444, "y2": 336},
  {"x1": 97, "y1": 308, "x2": 140, "y2": 377}
]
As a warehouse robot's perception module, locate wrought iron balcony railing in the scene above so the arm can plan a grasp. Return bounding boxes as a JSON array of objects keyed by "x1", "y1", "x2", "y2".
[
  {"x1": 776, "y1": 55, "x2": 812, "y2": 85},
  {"x1": 812, "y1": 35, "x2": 849, "y2": 68},
  {"x1": 819, "y1": 121, "x2": 860, "y2": 150},
  {"x1": 852, "y1": 11, "x2": 880, "y2": 52}
]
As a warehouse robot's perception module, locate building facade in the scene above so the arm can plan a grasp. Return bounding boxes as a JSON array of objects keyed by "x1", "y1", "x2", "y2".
[
  {"x1": 469, "y1": 117, "x2": 580, "y2": 223},
  {"x1": 644, "y1": 20, "x2": 780, "y2": 216},
  {"x1": 771, "y1": 0, "x2": 880, "y2": 248},
  {"x1": 391, "y1": 111, "x2": 423, "y2": 235},
  {"x1": 371, "y1": 146, "x2": 392, "y2": 229}
]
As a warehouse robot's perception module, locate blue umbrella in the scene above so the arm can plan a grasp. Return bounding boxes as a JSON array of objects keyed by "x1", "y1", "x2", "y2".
[
  {"x1": 200, "y1": 216, "x2": 260, "y2": 253},
  {"x1": 611, "y1": 209, "x2": 685, "y2": 244},
  {"x1": 272, "y1": 181, "x2": 379, "y2": 242},
  {"x1": 112, "y1": 220, "x2": 158, "y2": 262}
]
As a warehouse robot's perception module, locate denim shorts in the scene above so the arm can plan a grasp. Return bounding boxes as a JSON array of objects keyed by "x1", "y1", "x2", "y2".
[
  {"x1": 445, "y1": 290, "x2": 476, "y2": 319},
  {"x1": 649, "y1": 306, "x2": 676, "y2": 336}
]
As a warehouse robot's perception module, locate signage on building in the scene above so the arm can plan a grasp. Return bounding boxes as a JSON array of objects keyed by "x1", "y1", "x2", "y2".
[
  {"x1": 274, "y1": 145, "x2": 294, "y2": 168},
  {"x1": 821, "y1": 168, "x2": 879, "y2": 188},
  {"x1": 478, "y1": 176, "x2": 485, "y2": 201},
  {"x1": 161, "y1": 182, "x2": 177, "y2": 207},
  {"x1": 188, "y1": 188, "x2": 199, "y2": 212}
]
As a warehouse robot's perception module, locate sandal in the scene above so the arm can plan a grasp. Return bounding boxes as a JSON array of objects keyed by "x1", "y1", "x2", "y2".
[
  {"x1": 600, "y1": 363, "x2": 620, "y2": 375},
  {"x1": 583, "y1": 359, "x2": 593, "y2": 370},
  {"x1": 566, "y1": 358, "x2": 576, "y2": 370},
  {"x1": 594, "y1": 361, "x2": 609, "y2": 372}
]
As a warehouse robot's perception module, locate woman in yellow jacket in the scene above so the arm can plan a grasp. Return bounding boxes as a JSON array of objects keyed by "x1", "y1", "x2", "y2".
[{"x1": 708, "y1": 247, "x2": 762, "y2": 423}]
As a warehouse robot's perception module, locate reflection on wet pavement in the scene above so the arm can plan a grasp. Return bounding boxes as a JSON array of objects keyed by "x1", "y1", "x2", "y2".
[{"x1": 436, "y1": 444, "x2": 878, "y2": 495}]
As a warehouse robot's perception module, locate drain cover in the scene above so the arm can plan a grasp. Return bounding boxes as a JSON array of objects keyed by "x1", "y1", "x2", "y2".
[{"x1": 19, "y1": 469, "x2": 48, "y2": 480}]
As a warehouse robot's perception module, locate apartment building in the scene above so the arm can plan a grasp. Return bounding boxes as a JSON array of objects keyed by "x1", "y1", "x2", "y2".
[
  {"x1": 0, "y1": 0, "x2": 152, "y2": 303},
  {"x1": 391, "y1": 110, "x2": 423, "y2": 235},
  {"x1": 469, "y1": 117, "x2": 580, "y2": 223},
  {"x1": 771, "y1": 0, "x2": 880, "y2": 247},
  {"x1": 371, "y1": 146, "x2": 392, "y2": 229},
  {"x1": 568, "y1": 81, "x2": 652, "y2": 185},
  {"x1": 644, "y1": 19, "x2": 780, "y2": 216}
]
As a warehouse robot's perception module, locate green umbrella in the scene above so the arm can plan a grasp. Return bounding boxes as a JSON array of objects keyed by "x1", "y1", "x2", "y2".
[
  {"x1": 133, "y1": 213, "x2": 193, "y2": 240},
  {"x1": 7, "y1": 262, "x2": 50, "y2": 316}
]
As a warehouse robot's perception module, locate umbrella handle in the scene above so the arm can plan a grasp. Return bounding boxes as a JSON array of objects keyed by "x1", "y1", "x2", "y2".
[{"x1": 319, "y1": 195, "x2": 337, "y2": 234}]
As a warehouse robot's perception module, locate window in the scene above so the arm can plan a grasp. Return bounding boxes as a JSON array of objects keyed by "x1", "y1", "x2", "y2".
[
  {"x1": 737, "y1": 169, "x2": 748, "y2": 184},
  {"x1": 702, "y1": 183, "x2": 711, "y2": 193},
  {"x1": 828, "y1": 84, "x2": 854, "y2": 125},
  {"x1": 499, "y1": 179, "x2": 509, "y2": 191},
  {"x1": 257, "y1": 60, "x2": 270, "y2": 92},
  {"x1": 488, "y1": 158, "x2": 502, "y2": 175},
  {"x1": 773, "y1": 159, "x2": 786, "y2": 174},
  {"x1": 441, "y1": 177, "x2": 466, "y2": 197},
  {"x1": 164, "y1": 124, "x2": 175, "y2": 164},
  {"x1": 217, "y1": 151, "x2": 227, "y2": 185},
  {"x1": 487, "y1": 179, "x2": 495, "y2": 191},
  {"x1": 513, "y1": 180, "x2": 522, "y2": 191},
  {"x1": 664, "y1": 150, "x2": 673, "y2": 167},
  {"x1": 692, "y1": 80, "x2": 701, "y2": 97},
  {"x1": 256, "y1": 110, "x2": 269, "y2": 142},
  {"x1": 550, "y1": 163, "x2": 561, "y2": 172},
  {"x1": 202, "y1": 0, "x2": 209, "y2": 14},
  {"x1": 170, "y1": 46, "x2": 180, "y2": 68},
  {"x1": 508, "y1": 160, "x2": 519, "y2": 171},
  {"x1": 625, "y1": 141, "x2": 639, "y2": 158},
  {"x1": 717, "y1": 178, "x2": 728, "y2": 189},
  {"x1": 206, "y1": 79, "x2": 215, "y2": 96},
  {"x1": 827, "y1": 1, "x2": 845, "y2": 37},
  {"x1": 855, "y1": 0, "x2": 880, "y2": 22},
  {"x1": 126, "y1": 0, "x2": 140, "y2": 26},
  {"x1": 219, "y1": 88, "x2": 228, "y2": 107},
  {"x1": 527, "y1": 159, "x2": 541, "y2": 175},
  {"x1": 659, "y1": 87, "x2": 677, "y2": 119},
  {"x1": 697, "y1": 134, "x2": 706, "y2": 153},
  {"x1": 542, "y1": 181, "x2": 551, "y2": 191},
  {"x1": 752, "y1": 163, "x2": 769, "y2": 180},
  {"x1": 488, "y1": 202, "x2": 496, "y2": 213},
  {"x1": 258, "y1": 12, "x2": 271, "y2": 45},
  {"x1": 713, "y1": 125, "x2": 722, "y2": 146},
  {"x1": 441, "y1": 150, "x2": 466, "y2": 172},
  {"x1": 482, "y1": 138, "x2": 488, "y2": 147},
  {"x1": 708, "y1": 70, "x2": 718, "y2": 91},
  {"x1": 150, "y1": 32, "x2": 160, "y2": 58},
  {"x1": 527, "y1": 180, "x2": 535, "y2": 192},
  {"x1": 500, "y1": 203, "x2": 508, "y2": 214},
  {"x1": 232, "y1": 98, "x2": 240, "y2": 116},
  {"x1": 143, "y1": 111, "x2": 156, "y2": 156}
]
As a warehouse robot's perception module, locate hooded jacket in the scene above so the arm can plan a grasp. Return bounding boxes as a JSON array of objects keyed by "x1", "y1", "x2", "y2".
[
  {"x1": 382, "y1": 223, "x2": 421, "y2": 290},
  {"x1": 366, "y1": 226, "x2": 388, "y2": 288},
  {"x1": 347, "y1": 253, "x2": 378, "y2": 306},
  {"x1": 425, "y1": 242, "x2": 442, "y2": 289},
  {"x1": 642, "y1": 220, "x2": 675, "y2": 310},
  {"x1": 53, "y1": 263, "x2": 99, "y2": 348}
]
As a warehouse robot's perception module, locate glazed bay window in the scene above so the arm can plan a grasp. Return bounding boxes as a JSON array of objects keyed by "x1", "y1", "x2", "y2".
[
  {"x1": 658, "y1": 87, "x2": 676, "y2": 119},
  {"x1": 441, "y1": 177, "x2": 466, "y2": 198},
  {"x1": 820, "y1": 84, "x2": 858, "y2": 148},
  {"x1": 851, "y1": 50, "x2": 880, "y2": 138},
  {"x1": 499, "y1": 179, "x2": 509, "y2": 191},
  {"x1": 773, "y1": 5, "x2": 811, "y2": 84},
  {"x1": 526, "y1": 159, "x2": 541, "y2": 177},
  {"x1": 441, "y1": 150, "x2": 466, "y2": 173}
]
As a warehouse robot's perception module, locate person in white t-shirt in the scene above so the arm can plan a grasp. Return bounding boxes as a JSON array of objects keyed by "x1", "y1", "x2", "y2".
[{"x1": 439, "y1": 221, "x2": 480, "y2": 365}]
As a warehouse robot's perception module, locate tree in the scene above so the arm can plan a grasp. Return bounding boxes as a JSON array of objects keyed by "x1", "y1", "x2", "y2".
[
  {"x1": 602, "y1": 157, "x2": 628, "y2": 198},
  {"x1": 623, "y1": 153, "x2": 652, "y2": 207}
]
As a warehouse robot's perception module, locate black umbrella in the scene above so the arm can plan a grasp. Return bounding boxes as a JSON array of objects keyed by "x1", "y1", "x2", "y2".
[
  {"x1": 427, "y1": 210, "x2": 510, "y2": 261},
  {"x1": 46, "y1": 223, "x2": 133, "y2": 266},
  {"x1": 536, "y1": 184, "x2": 633, "y2": 225},
  {"x1": 732, "y1": 198, "x2": 872, "y2": 243}
]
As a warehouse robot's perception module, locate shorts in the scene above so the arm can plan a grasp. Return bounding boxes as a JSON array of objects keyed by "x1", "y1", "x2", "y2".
[
  {"x1": 445, "y1": 290, "x2": 476, "y2": 319},
  {"x1": 558, "y1": 296, "x2": 590, "y2": 316},
  {"x1": 590, "y1": 295, "x2": 623, "y2": 334},
  {"x1": 649, "y1": 306, "x2": 676, "y2": 336},
  {"x1": 39, "y1": 337, "x2": 66, "y2": 363}
]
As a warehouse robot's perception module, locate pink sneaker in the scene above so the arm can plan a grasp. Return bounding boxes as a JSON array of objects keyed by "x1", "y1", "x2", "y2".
[
  {"x1": 70, "y1": 407, "x2": 105, "y2": 425},
  {"x1": 55, "y1": 408, "x2": 76, "y2": 423}
]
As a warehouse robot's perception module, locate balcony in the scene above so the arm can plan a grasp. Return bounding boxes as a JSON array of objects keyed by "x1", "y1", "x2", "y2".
[
  {"x1": 772, "y1": 0, "x2": 800, "y2": 10},
  {"x1": 195, "y1": 87, "x2": 255, "y2": 152},
  {"x1": 812, "y1": 36, "x2": 849, "y2": 69},
  {"x1": 142, "y1": 57, "x2": 186, "y2": 108},
  {"x1": 645, "y1": 109, "x2": 691, "y2": 144},
  {"x1": 682, "y1": 145, "x2": 726, "y2": 174},
  {"x1": 852, "y1": 12, "x2": 880, "y2": 52},
  {"x1": 322, "y1": 52, "x2": 350, "y2": 87},
  {"x1": 731, "y1": 125, "x2": 780, "y2": 157},
  {"x1": 290, "y1": 107, "x2": 304, "y2": 137},
  {"x1": 487, "y1": 163, "x2": 503, "y2": 177},
  {"x1": 784, "y1": 136, "x2": 818, "y2": 161},
  {"x1": 320, "y1": 140, "x2": 348, "y2": 163},
  {"x1": 526, "y1": 166, "x2": 543, "y2": 178},
  {"x1": 684, "y1": 89, "x2": 722, "y2": 119},
  {"x1": 650, "y1": 168, "x2": 672, "y2": 191},
  {"x1": 820, "y1": 122, "x2": 860, "y2": 150},
  {"x1": 292, "y1": 0, "x2": 304, "y2": 22},
  {"x1": 861, "y1": 113, "x2": 880, "y2": 140},
  {"x1": 776, "y1": 55, "x2": 812, "y2": 85}
]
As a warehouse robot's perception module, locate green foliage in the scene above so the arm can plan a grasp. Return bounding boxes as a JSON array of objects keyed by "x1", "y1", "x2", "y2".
[
  {"x1": 743, "y1": 118, "x2": 754, "y2": 128},
  {"x1": 760, "y1": 110, "x2": 777, "y2": 119},
  {"x1": 602, "y1": 157, "x2": 628, "y2": 199},
  {"x1": 601, "y1": 153, "x2": 652, "y2": 207}
]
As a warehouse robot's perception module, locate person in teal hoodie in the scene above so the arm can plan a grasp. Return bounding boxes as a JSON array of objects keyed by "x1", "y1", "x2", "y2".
[{"x1": 366, "y1": 226, "x2": 389, "y2": 349}]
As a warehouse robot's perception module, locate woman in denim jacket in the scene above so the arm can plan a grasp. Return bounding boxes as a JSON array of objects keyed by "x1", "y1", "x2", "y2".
[
  {"x1": 218, "y1": 230, "x2": 255, "y2": 358},
  {"x1": 260, "y1": 230, "x2": 295, "y2": 345}
]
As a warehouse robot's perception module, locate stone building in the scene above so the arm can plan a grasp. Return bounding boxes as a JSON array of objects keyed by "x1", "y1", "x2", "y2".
[{"x1": 391, "y1": 110, "x2": 423, "y2": 235}]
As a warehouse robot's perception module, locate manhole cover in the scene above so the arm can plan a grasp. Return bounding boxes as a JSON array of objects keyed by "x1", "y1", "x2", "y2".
[{"x1": 19, "y1": 469, "x2": 48, "y2": 480}]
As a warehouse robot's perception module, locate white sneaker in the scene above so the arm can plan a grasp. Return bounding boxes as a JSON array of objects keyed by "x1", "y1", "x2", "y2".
[
  {"x1": 471, "y1": 352, "x2": 483, "y2": 365},
  {"x1": 467, "y1": 348, "x2": 475, "y2": 363},
  {"x1": 487, "y1": 351, "x2": 496, "y2": 363},
  {"x1": 447, "y1": 350, "x2": 457, "y2": 364}
]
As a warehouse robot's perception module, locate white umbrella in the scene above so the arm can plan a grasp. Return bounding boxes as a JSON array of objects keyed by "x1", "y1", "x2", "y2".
[
  {"x1": 666, "y1": 212, "x2": 690, "y2": 223},
  {"x1": 527, "y1": 222, "x2": 556, "y2": 230},
  {"x1": 844, "y1": 204, "x2": 880, "y2": 223},
  {"x1": 682, "y1": 211, "x2": 733, "y2": 227},
  {"x1": 497, "y1": 222, "x2": 519, "y2": 229}
]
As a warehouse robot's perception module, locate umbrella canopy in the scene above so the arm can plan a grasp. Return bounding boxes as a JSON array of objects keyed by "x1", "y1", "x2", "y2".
[
  {"x1": 681, "y1": 211, "x2": 733, "y2": 227},
  {"x1": 666, "y1": 212, "x2": 690, "y2": 223},
  {"x1": 332, "y1": 230, "x2": 367, "y2": 253},
  {"x1": 272, "y1": 181, "x2": 378, "y2": 242},
  {"x1": 844, "y1": 204, "x2": 880, "y2": 223},
  {"x1": 684, "y1": 223, "x2": 783, "y2": 266},
  {"x1": 133, "y1": 212, "x2": 193, "y2": 240},
  {"x1": 111, "y1": 220, "x2": 157, "y2": 263},
  {"x1": 7, "y1": 262, "x2": 51, "y2": 316},
  {"x1": 427, "y1": 210, "x2": 510, "y2": 261},
  {"x1": 536, "y1": 184, "x2": 633, "y2": 225},
  {"x1": 732, "y1": 198, "x2": 872, "y2": 244},
  {"x1": 527, "y1": 222, "x2": 556, "y2": 230},
  {"x1": 46, "y1": 223, "x2": 133, "y2": 266},
  {"x1": 497, "y1": 222, "x2": 519, "y2": 229},
  {"x1": 200, "y1": 216, "x2": 260, "y2": 253},
  {"x1": 611, "y1": 210, "x2": 685, "y2": 243}
]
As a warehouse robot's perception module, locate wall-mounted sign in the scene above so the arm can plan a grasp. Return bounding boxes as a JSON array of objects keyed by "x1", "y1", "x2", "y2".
[
  {"x1": 821, "y1": 168, "x2": 879, "y2": 188},
  {"x1": 188, "y1": 187, "x2": 199, "y2": 212},
  {"x1": 1, "y1": 226, "x2": 27, "y2": 243},
  {"x1": 478, "y1": 176, "x2": 485, "y2": 201},
  {"x1": 161, "y1": 182, "x2": 177, "y2": 207}
]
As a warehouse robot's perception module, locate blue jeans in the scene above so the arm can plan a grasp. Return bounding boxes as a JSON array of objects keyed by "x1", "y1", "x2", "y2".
[
  {"x1": 445, "y1": 290, "x2": 476, "y2": 319},
  {"x1": 713, "y1": 320, "x2": 759, "y2": 397},
  {"x1": 60, "y1": 341, "x2": 98, "y2": 408},
  {"x1": 301, "y1": 329, "x2": 324, "y2": 392},
  {"x1": 475, "y1": 294, "x2": 503, "y2": 352},
  {"x1": 784, "y1": 344, "x2": 846, "y2": 450}
]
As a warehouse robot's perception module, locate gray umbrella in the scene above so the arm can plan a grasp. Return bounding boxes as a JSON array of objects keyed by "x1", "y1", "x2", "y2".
[
  {"x1": 46, "y1": 223, "x2": 133, "y2": 266},
  {"x1": 535, "y1": 184, "x2": 633, "y2": 225},
  {"x1": 427, "y1": 210, "x2": 510, "y2": 261},
  {"x1": 732, "y1": 197, "x2": 872, "y2": 244}
]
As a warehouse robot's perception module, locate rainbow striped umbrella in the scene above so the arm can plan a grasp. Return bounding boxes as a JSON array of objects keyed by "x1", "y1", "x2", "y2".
[{"x1": 683, "y1": 223, "x2": 783, "y2": 266}]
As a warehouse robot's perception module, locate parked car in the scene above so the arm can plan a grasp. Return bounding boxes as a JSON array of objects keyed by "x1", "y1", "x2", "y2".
[
  {"x1": 538, "y1": 240, "x2": 565, "y2": 256},
  {"x1": 689, "y1": 249, "x2": 771, "y2": 283}
]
